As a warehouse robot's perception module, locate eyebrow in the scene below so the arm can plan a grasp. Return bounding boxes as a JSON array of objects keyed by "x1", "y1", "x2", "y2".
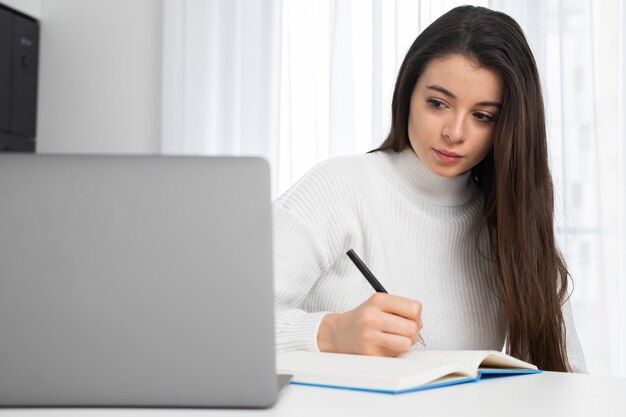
[{"x1": 425, "y1": 84, "x2": 502, "y2": 109}]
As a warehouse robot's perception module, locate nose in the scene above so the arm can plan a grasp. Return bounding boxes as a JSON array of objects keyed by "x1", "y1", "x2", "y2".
[{"x1": 442, "y1": 114, "x2": 465, "y2": 143}]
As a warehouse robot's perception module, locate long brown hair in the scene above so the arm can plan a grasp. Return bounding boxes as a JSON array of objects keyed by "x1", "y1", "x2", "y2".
[{"x1": 374, "y1": 5, "x2": 571, "y2": 371}]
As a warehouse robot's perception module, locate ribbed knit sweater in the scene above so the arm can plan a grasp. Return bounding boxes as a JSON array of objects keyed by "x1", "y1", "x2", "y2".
[{"x1": 273, "y1": 148, "x2": 587, "y2": 372}]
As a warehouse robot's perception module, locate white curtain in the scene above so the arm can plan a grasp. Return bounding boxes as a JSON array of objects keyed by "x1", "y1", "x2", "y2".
[
  {"x1": 161, "y1": 0, "x2": 626, "y2": 377},
  {"x1": 161, "y1": 0, "x2": 282, "y2": 191}
]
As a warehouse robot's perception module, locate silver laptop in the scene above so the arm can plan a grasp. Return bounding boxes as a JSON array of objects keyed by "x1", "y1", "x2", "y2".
[{"x1": 0, "y1": 154, "x2": 285, "y2": 408}]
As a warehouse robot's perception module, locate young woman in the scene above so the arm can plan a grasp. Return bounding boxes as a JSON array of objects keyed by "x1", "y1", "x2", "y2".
[{"x1": 273, "y1": 5, "x2": 586, "y2": 372}]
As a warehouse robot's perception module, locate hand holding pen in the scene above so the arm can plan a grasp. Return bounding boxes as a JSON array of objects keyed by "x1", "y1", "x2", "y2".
[
  {"x1": 346, "y1": 249, "x2": 426, "y2": 348},
  {"x1": 316, "y1": 249, "x2": 425, "y2": 356}
]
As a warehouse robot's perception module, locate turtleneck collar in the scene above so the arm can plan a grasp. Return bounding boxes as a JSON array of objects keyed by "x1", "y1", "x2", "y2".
[{"x1": 375, "y1": 147, "x2": 478, "y2": 207}]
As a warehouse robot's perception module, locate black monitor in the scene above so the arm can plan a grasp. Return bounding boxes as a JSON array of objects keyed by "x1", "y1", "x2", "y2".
[{"x1": 0, "y1": 3, "x2": 39, "y2": 152}]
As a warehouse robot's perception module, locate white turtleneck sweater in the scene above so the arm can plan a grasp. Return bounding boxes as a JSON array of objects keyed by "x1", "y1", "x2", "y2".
[{"x1": 272, "y1": 148, "x2": 587, "y2": 373}]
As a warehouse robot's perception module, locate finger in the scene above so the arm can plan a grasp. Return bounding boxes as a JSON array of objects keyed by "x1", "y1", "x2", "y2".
[
  {"x1": 369, "y1": 293, "x2": 422, "y2": 321},
  {"x1": 377, "y1": 346, "x2": 402, "y2": 358},
  {"x1": 376, "y1": 331, "x2": 413, "y2": 355},
  {"x1": 375, "y1": 311, "x2": 420, "y2": 342}
]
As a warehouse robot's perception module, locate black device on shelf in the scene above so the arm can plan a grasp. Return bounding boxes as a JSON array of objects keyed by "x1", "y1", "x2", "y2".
[{"x1": 0, "y1": 3, "x2": 39, "y2": 152}]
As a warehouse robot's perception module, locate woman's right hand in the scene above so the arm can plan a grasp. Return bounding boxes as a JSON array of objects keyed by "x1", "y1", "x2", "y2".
[{"x1": 316, "y1": 293, "x2": 423, "y2": 357}]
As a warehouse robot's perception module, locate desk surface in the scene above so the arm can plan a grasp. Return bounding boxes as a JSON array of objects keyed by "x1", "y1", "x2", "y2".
[{"x1": 2, "y1": 371, "x2": 625, "y2": 417}]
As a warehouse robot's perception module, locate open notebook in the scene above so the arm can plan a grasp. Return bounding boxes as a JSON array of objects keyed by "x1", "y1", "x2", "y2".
[{"x1": 277, "y1": 350, "x2": 541, "y2": 394}]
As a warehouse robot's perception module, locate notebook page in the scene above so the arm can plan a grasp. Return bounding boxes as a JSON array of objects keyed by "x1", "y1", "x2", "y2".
[
  {"x1": 399, "y1": 350, "x2": 537, "y2": 371},
  {"x1": 478, "y1": 352, "x2": 537, "y2": 370},
  {"x1": 399, "y1": 350, "x2": 490, "y2": 371}
]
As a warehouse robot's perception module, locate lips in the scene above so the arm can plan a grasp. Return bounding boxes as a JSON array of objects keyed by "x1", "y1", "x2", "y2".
[
  {"x1": 435, "y1": 148, "x2": 460, "y2": 157},
  {"x1": 433, "y1": 148, "x2": 463, "y2": 163}
]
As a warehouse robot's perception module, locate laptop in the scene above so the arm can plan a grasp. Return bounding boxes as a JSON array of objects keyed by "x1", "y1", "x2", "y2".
[{"x1": 0, "y1": 154, "x2": 287, "y2": 408}]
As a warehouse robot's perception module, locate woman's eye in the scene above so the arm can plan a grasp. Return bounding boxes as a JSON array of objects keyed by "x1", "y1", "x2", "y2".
[
  {"x1": 474, "y1": 112, "x2": 495, "y2": 123},
  {"x1": 427, "y1": 98, "x2": 446, "y2": 109}
]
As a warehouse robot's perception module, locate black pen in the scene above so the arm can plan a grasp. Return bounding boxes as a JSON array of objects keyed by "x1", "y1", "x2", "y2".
[{"x1": 346, "y1": 249, "x2": 426, "y2": 347}]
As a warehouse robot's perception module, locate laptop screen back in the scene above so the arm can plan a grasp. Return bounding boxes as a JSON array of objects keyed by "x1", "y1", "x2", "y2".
[{"x1": 0, "y1": 154, "x2": 277, "y2": 407}]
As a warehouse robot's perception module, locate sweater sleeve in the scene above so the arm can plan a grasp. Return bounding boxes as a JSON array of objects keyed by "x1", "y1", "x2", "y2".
[
  {"x1": 272, "y1": 203, "x2": 331, "y2": 354},
  {"x1": 562, "y1": 298, "x2": 588, "y2": 373},
  {"x1": 272, "y1": 158, "x2": 357, "y2": 354}
]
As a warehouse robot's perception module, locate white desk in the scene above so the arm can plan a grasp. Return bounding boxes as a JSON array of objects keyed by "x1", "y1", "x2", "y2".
[{"x1": 1, "y1": 372, "x2": 625, "y2": 417}]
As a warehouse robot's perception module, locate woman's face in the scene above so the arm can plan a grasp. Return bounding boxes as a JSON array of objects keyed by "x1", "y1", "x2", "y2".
[{"x1": 407, "y1": 54, "x2": 503, "y2": 177}]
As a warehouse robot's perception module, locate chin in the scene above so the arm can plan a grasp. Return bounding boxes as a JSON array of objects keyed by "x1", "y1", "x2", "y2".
[{"x1": 430, "y1": 164, "x2": 463, "y2": 178}]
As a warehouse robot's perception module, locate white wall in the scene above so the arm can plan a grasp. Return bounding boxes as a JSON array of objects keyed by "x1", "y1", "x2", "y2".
[
  {"x1": 36, "y1": 0, "x2": 162, "y2": 154},
  {"x1": 1, "y1": 0, "x2": 40, "y2": 18}
]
